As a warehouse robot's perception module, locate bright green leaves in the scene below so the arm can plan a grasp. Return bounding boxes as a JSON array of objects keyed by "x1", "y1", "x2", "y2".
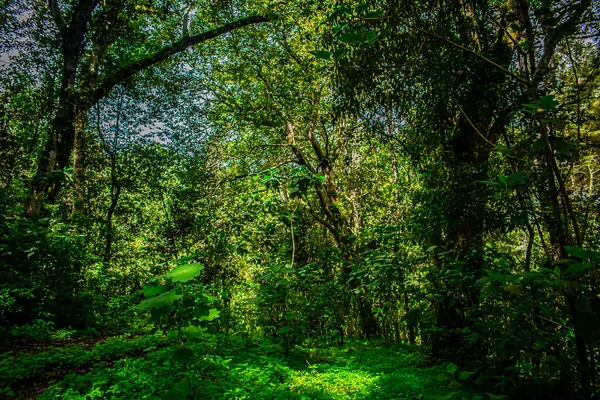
[
  {"x1": 288, "y1": 167, "x2": 326, "y2": 199},
  {"x1": 498, "y1": 171, "x2": 525, "y2": 187},
  {"x1": 138, "y1": 259, "x2": 217, "y2": 344},
  {"x1": 139, "y1": 291, "x2": 182, "y2": 310},
  {"x1": 143, "y1": 282, "x2": 167, "y2": 297},
  {"x1": 522, "y1": 95, "x2": 559, "y2": 114},
  {"x1": 446, "y1": 362, "x2": 457, "y2": 374},
  {"x1": 194, "y1": 306, "x2": 219, "y2": 321},
  {"x1": 478, "y1": 171, "x2": 526, "y2": 191},
  {"x1": 309, "y1": 2, "x2": 384, "y2": 62},
  {"x1": 434, "y1": 362, "x2": 475, "y2": 393},
  {"x1": 164, "y1": 263, "x2": 204, "y2": 283}
]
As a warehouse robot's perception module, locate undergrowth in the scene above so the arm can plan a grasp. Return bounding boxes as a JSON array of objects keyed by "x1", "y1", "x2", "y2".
[{"x1": 0, "y1": 334, "x2": 488, "y2": 399}]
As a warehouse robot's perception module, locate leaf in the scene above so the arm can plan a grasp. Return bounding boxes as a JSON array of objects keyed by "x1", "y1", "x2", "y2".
[
  {"x1": 565, "y1": 246, "x2": 599, "y2": 261},
  {"x1": 165, "y1": 263, "x2": 203, "y2": 283},
  {"x1": 277, "y1": 326, "x2": 292, "y2": 334},
  {"x1": 448, "y1": 380, "x2": 462, "y2": 389},
  {"x1": 164, "y1": 378, "x2": 191, "y2": 400},
  {"x1": 565, "y1": 262, "x2": 591, "y2": 275},
  {"x1": 172, "y1": 347, "x2": 194, "y2": 364},
  {"x1": 338, "y1": 32, "x2": 364, "y2": 44},
  {"x1": 365, "y1": 29, "x2": 378, "y2": 43},
  {"x1": 308, "y1": 50, "x2": 331, "y2": 60},
  {"x1": 485, "y1": 270, "x2": 503, "y2": 282},
  {"x1": 143, "y1": 282, "x2": 166, "y2": 297},
  {"x1": 183, "y1": 325, "x2": 206, "y2": 338},
  {"x1": 446, "y1": 362, "x2": 458, "y2": 374},
  {"x1": 505, "y1": 171, "x2": 525, "y2": 186},
  {"x1": 531, "y1": 138, "x2": 546, "y2": 153},
  {"x1": 332, "y1": 49, "x2": 346, "y2": 60},
  {"x1": 139, "y1": 291, "x2": 182, "y2": 310},
  {"x1": 199, "y1": 308, "x2": 220, "y2": 322},
  {"x1": 539, "y1": 95, "x2": 559, "y2": 111},
  {"x1": 435, "y1": 373, "x2": 449, "y2": 381},
  {"x1": 548, "y1": 137, "x2": 578, "y2": 159},
  {"x1": 457, "y1": 371, "x2": 475, "y2": 380},
  {"x1": 194, "y1": 306, "x2": 211, "y2": 318}
]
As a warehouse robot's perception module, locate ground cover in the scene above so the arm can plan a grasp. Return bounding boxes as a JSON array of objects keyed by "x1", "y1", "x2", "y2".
[{"x1": 1, "y1": 335, "x2": 483, "y2": 399}]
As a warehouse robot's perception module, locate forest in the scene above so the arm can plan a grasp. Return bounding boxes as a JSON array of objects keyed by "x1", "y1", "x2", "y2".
[{"x1": 1, "y1": 0, "x2": 599, "y2": 398}]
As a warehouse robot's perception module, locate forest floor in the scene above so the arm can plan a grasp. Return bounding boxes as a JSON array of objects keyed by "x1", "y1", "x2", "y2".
[{"x1": 0, "y1": 333, "x2": 476, "y2": 399}]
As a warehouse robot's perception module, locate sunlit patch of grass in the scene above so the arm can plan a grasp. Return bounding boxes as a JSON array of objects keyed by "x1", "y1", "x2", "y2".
[
  {"x1": 34, "y1": 336, "x2": 470, "y2": 400},
  {"x1": 289, "y1": 367, "x2": 379, "y2": 399}
]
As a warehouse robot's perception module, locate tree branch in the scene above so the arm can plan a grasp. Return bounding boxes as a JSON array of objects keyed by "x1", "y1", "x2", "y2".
[
  {"x1": 398, "y1": 18, "x2": 531, "y2": 85},
  {"x1": 91, "y1": 14, "x2": 273, "y2": 105},
  {"x1": 532, "y1": 0, "x2": 592, "y2": 82},
  {"x1": 48, "y1": 0, "x2": 65, "y2": 35}
]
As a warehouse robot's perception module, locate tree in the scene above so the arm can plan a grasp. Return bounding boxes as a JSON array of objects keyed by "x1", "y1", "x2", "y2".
[{"x1": 24, "y1": 0, "x2": 273, "y2": 217}]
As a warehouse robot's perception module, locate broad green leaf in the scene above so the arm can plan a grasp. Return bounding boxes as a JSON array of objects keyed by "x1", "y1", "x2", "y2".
[
  {"x1": 332, "y1": 49, "x2": 346, "y2": 60},
  {"x1": 448, "y1": 380, "x2": 462, "y2": 389},
  {"x1": 435, "y1": 373, "x2": 449, "y2": 381},
  {"x1": 164, "y1": 378, "x2": 191, "y2": 400},
  {"x1": 194, "y1": 306, "x2": 211, "y2": 319},
  {"x1": 505, "y1": 171, "x2": 525, "y2": 186},
  {"x1": 338, "y1": 32, "x2": 363, "y2": 44},
  {"x1": 565, "y1": 246, "x2": 599, "y2": 261},
  {"x1": 165, "y1": 263, "x2": 203, "y2": 283},
  {"x1": 142, "y1": 282, "x2": 166, "y2": 297},
  {"x1": 277, "y1": 326, "x2": 292, "y2": 334},
  {"x1": 539, "y1": 95, "x2": 559, "y2": 111},
  {"x1": 457, "y1": 371, "x2": 474, "y2": 380},
  {"x1": 308, "y1": 50, "x2": 331, "y2": 60},
  {"x1": 565, "y1": 262, "x2": 591, "y2": 275},
  {"x1": 365, "y1": 29, "x2": 378, "y2": 43},
  {"x1": 530, "y1": 138, "x2": 546, "y2": 153},
  {"x1": 198, "y1": 308, "x2": 219, "y2": 322},
  {"x1": 183, "y1": 325, "x2": 206, "y2": 338},
  {"x1": 356, "y1": 3, "x2": 369, "y2": 14},
  {"x1": 485, "y1": 270, "x2": 503, "y2": 282},
  {"x1": 446, "y1": 362, "x2": 458, "y2": 374},
  {"x1": 139, "y1": 291, "x2": 182, "y2": 310}
]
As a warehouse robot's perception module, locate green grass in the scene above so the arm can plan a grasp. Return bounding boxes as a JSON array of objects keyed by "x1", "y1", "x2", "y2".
[{"x1": 1, "y1": 335, "x2": 484, "y2": 399}]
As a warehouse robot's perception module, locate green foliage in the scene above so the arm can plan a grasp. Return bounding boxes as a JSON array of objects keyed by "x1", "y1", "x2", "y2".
[
  {"x1": 139, "y1": 260, "x2": 219, "y2": 343},
  {"x1": 33, "y1": 337, "x2": 470, "y2": 400}
]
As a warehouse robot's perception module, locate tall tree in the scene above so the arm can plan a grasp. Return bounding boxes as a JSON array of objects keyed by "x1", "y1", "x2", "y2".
[{"x1": 25, "y1": 0, "x2": 273, "y2": 217}]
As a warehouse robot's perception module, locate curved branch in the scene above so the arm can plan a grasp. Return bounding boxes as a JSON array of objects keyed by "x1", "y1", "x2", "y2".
[
  {"x1": 48, "y1": 0, "x2": 65, "y2": 35},
  {"x1": 91, "y1": 14, "x2": 273, "y2": 105}
]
